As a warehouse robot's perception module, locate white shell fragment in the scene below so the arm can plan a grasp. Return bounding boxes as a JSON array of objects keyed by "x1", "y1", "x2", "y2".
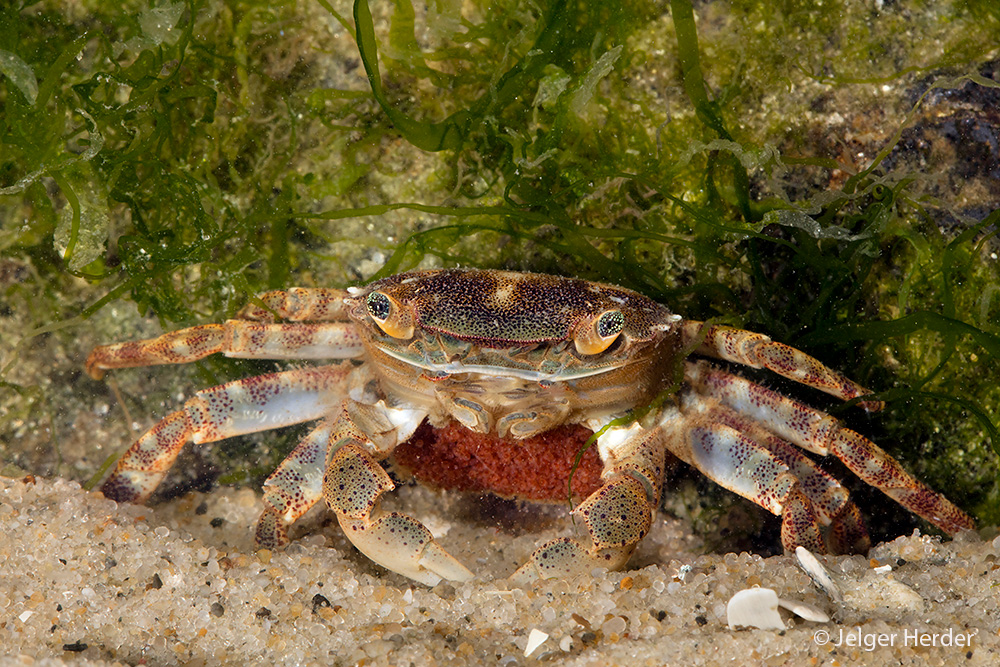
[
  {"x1": 524, "y1": 628, "x2": 549, "y2": 657},
  {"x1": 727, "y1": 587, "x2": 830, "y2": 630},
  {"x1": 796, "y1": 546, "x2": 843, "y2": 602},
  {"x1": 776, "y1": 597, "x2": 830, "y2": 623},
  {"x1": 727, "y1": 588, "x2": 785, "y2": 630},
  {"x1": 844, "y1": 576, "x2": 924, "y2": 613}
]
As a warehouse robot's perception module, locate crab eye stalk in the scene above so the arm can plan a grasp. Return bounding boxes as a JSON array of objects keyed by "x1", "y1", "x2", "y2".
[
  {"x1": 366, "y1": 291, "x2": 414, "y2": 339},
  {"x1": 574, "y1": 309, "x2": 624, "y2": 355}
]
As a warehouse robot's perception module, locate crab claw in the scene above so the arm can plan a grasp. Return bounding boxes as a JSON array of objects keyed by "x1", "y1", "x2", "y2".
[
  {"x1": 339, "y1": 512, "x2": 474, "y2": 586},
  {"x1": 323, "y1": 441, "x2": 473, "y2": 586},
  {"x1": 513, "y1": 474, "x2": 654, "y2": 580}
]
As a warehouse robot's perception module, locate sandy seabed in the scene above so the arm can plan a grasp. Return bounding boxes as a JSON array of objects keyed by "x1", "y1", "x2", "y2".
[{"x1": 0, "y1": 475, "x2": 997, "y2": 666}]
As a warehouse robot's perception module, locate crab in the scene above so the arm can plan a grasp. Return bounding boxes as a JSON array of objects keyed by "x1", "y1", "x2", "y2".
[{"x1": 86, "y1": 268, "x2": 974, "y2": 585}]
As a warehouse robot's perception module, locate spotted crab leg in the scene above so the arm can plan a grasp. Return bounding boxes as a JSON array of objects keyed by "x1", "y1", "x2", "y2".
[
  {"x1": 682, "y1": 321, "x2": 884, "y2": 412},
  {"x1": 674, "y1": 391, "x2": 870, "y2": 553},
  {"x1": 724, "y1": 411, "x2": 870, "y2": 553},
  {"x1": 86, "y1": 288, "x2": 359, "y2": 379},
  {"x1": 318, "y1": 401, "x2": 474, "y2": 586},
  {"x1": 235, "y1": 287, "x2": 352, "y2": 321},
  {"x1": 512, "y1": 420, "x2": 667, "y2": 580},
  {"x1": 254, "y1": 419, "x2": 339, "y2": 549},
  {"x1": 85, "y1": 321, "x2": 363, "y2": 379},
  {"x1": 100, "y1": 365, "x2": 352, "y2": 503},
  {"x1": 686, "y1": 361, "x2": 975, "y2": 536}
]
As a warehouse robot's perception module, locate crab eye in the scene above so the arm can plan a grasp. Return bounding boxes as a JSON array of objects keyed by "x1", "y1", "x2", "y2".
[
  {"x1": 597, "y1": 310, "x2": 624, "y2": 338},
  {"x1": 367, "y1": 292, "x2": 391, "y2": 321},
  {"x1": 574, "y1": 309, "x2": 624, "y2": 355},
  {"x1": 366, "y1": 291, "x2": 414, "y2": 339}
]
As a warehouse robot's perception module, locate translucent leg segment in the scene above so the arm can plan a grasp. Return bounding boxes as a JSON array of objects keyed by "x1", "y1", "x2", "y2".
[{"x1": 100, "y1": 365, "x2": 351, "y2": 503}]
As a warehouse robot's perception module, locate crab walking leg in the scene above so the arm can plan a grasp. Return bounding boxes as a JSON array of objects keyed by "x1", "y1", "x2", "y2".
[
  {"x1": 256, "y1": 396, "x2": 431, "y2": 552},
  {"x1": 236, "y1": 287, "x2": 351, "y2": 322},
  {"x1": 86, "y1": 321, "x2": 363, "y2": 379},
  {"x1": 318, "y1": 403, "x2": 473, "y2": 586},
  {"x1": 687, "y1": 361, "x2": 975, "y2": 535},
  {"x1": 682, "y1": 321, "x2": 884, "y2": 412},
  {"x1": 513, "y1": 421, "x2": 667, "y2": 580},
  {"x1": 728, "y1": 413, "x2": 870, "y2": 553},
  {"x1": 254, "y1": 419, "x2": 338, "y2": 550},
  {"x1": 660, "y1": 405, "x2": 828, "y2": 553},
  {"x1": 684, "y1": 394, "x2": 870, "y2": 553},
  {"x1": 101, "y1": 365, "x2": 352, "y2": 504},
  {"x1": 825, "y1": 501, "x2": 870, "y2": 555}
]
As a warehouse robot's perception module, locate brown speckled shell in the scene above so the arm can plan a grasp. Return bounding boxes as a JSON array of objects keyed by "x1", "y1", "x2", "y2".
[{"x1": 354, "y1": 268, "x2": 672, "y2": 345}]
